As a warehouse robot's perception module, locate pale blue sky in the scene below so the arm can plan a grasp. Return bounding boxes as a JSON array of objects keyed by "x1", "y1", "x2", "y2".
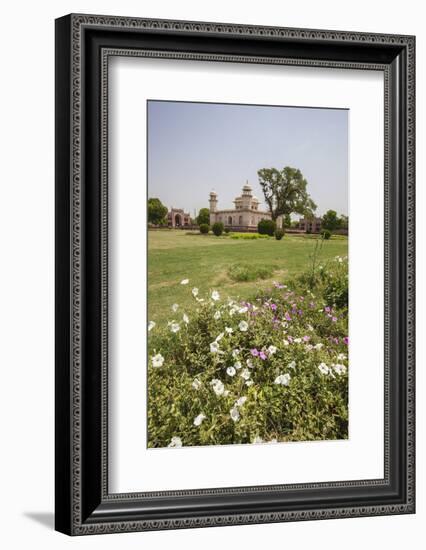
[{"x1": 147, "y1": 100, "x2": 348, "y2": 218}]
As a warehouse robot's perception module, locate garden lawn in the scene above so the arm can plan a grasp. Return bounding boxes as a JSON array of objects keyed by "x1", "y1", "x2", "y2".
[{"x1": 148, "y1": 230, "x2": 348, "y2": 325}]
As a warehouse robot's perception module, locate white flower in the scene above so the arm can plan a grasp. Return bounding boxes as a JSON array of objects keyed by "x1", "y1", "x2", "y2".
[
  {"x1": 245, "y1": 380, "x2": 254, "y2": 386},
  {"x1": 183, "y1": 313, "x2": 189, "y2": 324},
  {"x1": 215, "y1": 332, "x2": 225, "y2": 342},
  {"x1": 148, "y1": 320, "x2": 156, "y2": 332},
  {"x1": 332, "y1": 363, "x2": 347, "y2": 375},
  {"x1": 307, "y1": 324, "x2": 314, "y2": 332},
  {"x1": 210, "y1": 341, "x2": 220, "y2": 353},
  {"x1": 239, "y1": 320, "x2": 249, "y2": 332},
  {"x1": 211, "y1": 290, "x2": 220, "y2": 301},
  {"x1": 196, "y1": 297, "x2": 204, "y2": 303},
  {"x1": 288, "y1": 360, "x2": 296, "y2": 369},
  {"x1": 229, "y1": 305, "x2": 239, "y2": 316},
  {"x1": 192, "y1": 378, "x2": 202, "y2": 390},
  {"x1": 252, "y1": 435, "x2": 263, "y2": 444},
  {"x1": 234, "y1": 361, "x2": 242, "y2": 370},
  {"x1": 240, "y1": 368, "x2": 251, "y2": 380},
  {"x1": 283, "y1": 339, "x2": 289, "y2": 346},
  {"x1": 337, "y1": 353, "x2": 347, "y2": 361},
  {"x1": 268, "y1": 345, "x2": 278, "y2": 355},
  {"x1": 318, "y1": 362, "x2": 330, "y2": 375},
  {"x1": 226, "y1": 366, "x2": 236, "y2": 377},
  {"x1": 246, "y1": 359, "x2": 254, "y2": 369},
  {"x1": 239, "y1": 306, "x2": 248, "y2": 314},
  {"x1": 314, "y1": 343, "x2": 324, "y2": 350},
  {"x1": 151, "y1": 353, "x2": 164, "y2": 368},
  {"x1": 294, "y1": 337, "x2": 302, "y2": 344},
  {"x1": 235, "y1": 396, "x2": 247, "y2": 407},
  {"x1": 171, "y1": 303, "x2": 179, "y2": 312},
  {"x1": 169, "y1": 322, "x2": 180, "y2": 333},
  {"x1": 180, "y1": 278, "x2": 189, "y2": 285},
  {"x1": 225, "y1": 326, "x2": 233, "y2": 334},
  {"x1": 192, "y1": 287, "x2": 199, "y2": 297},
  {"x1": 193, "y1": 413, "x2": 206, "y2": 426},
  {"x1": 274, "y1": 373, "x2": 291, "y2": 386},
  {"x1": 232, "y1": 349, "x2": 240, "y2": 358},
  {"x1": 230, "y1": 407, "x2": 240, "y2": 422},
  {"x1": 213, "y1": 310, "x2": 221, "y2": 320},
  {"x1": 305, "y1": 344, "x2": 314, "y2": 351},
  {"x1": 168, "y1": 436, "x2": 182, "y2": 448},
  {"x1": 210, "y1": 379, "x2": 225, "y2": 396}
]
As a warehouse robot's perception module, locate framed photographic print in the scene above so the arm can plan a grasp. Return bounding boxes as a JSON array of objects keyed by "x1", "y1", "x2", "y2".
[{"x1": 55, "y1": 14, "x2": 415, "y2": 535}]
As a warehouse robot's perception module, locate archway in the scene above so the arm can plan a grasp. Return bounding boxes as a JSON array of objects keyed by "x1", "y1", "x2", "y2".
[
  {"x1": 174, "y1": 214, "x2": 182, "y2": 227},
  {"x1": 228, "y1": 216, "x2": 232, "y2": 225}
]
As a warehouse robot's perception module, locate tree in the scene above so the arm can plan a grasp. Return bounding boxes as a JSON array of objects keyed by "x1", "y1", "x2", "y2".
[
  {"x1": 322, "y1": 210, "x2": 341, "y2": 232},
  {"x1": 148, "y1": 198, "x2": 168, "y2": 225},
  {"x1": 340, "y1": 214, "x2": 349, "y2": 229},
  {"x1": 196, "y1": 208, "x2": 210, "y2": 226},
  {"x1": 212, "y1": 222, "x2": 224, "y2": 236},
  {"x1": 257, "y1": 166, "x2": 316, "y2": 221}
]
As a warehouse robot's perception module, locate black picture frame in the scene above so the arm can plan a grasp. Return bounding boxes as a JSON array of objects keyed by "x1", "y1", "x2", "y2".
[{"x1": 55, "y1": 13, "x2": 415, "y2": 535}]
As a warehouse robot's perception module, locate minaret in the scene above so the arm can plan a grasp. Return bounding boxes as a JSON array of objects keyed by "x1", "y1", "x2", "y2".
[
  {"x1": 209, "y1": 191, "x2": 218, "y2": 213},
  {"x1": 241, "y1": 181, "x2": 252, "y2": 209}
]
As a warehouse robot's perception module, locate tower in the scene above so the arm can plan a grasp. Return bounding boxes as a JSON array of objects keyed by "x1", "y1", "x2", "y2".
[
  {"x1": 241, "y1": 182, "x2": 253, "y2": 209},
  {"x1": 209, "y1": 191, "x2": 218, "y2": 213}
]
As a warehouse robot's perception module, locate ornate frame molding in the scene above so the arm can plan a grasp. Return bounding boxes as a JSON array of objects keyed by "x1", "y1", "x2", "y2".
[{"x1": 55, "y1": 14, "x2": 415, "y2": 535}]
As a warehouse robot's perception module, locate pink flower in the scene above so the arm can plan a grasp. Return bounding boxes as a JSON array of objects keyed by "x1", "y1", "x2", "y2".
[
  {"x1": 344, "y1": 336, "x2": 349, "y2": 345},
  {"x1": 332, "y1": 316, "x2": 337, "y2": 322},
  {"x1": 250, "y1": 348, "x2": 259, "y2": 357},
  {"x1": 325, "y1": 306, "x2": 331, "y2": 313},
  {"x1": 303, "y1": 335, "x2": 310, "y2": 342},
  {"x1": 259, "y1": 351, "x2": 268, "y2": 360},
  {"x1": 271, "y1": 303, "x2": 277, "y2": 311},
  {"x1": 285, "y1": 312, "x2": 292, "y2": 321}
]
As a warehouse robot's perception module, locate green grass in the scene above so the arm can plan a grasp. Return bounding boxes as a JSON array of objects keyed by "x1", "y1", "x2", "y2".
[{"x1": 148, "y1": 230, "x2": 348, "y2": 325}]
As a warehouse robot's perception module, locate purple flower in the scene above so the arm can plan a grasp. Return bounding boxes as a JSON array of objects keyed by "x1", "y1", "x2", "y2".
[
  {"x1": 303, "y1": 335, "x2": 310, "y2": 342},
  {"x1": 333, "y1": 337, "x2": 339, "y2": 344},
  {"x1": 287, "y1": 336, "x2": 294, "y2": 343},
  {"x1": 332, "y1": 316, "x2": 337, "y2": 323},
  {"x1": 298, "y1": 310, "x2": 303, "y2": 316},
  {"x1": 259, "y1": 351, "x2": 268, "y2": 360},
  {"x1": 309, "y1": 302, "x2": 316, "y2": 309},
  {"x1": 270, "y1": 303, "x2": 277, "y2": 311},
  {"x1": 285, "y1": 312, "x2": 292, "y2": 321},
  {"x1": 344, "y1": 336, "x2": 349, "y2": 345},
  {"x1": 250, "y1": 348, "x2": 259, "y2": 357},
  {"x1": 325, "y1": 306, "x2": 331, "y2": 313}
]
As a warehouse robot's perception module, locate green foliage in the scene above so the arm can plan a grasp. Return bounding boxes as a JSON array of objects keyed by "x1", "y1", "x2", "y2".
[
  {"x1": 230, "y1": 233, "x2": 269, "y2": 240},
  {"x1": 224, "y1": 227, "x2": 231, "y2": 234},
  {"x1": 322, "y1": 210, "x2": 341, "y2": 232},
  {"x1": 199, "y1": 224, "x2": 210, "y2": 234},
  {"x1": 258, "y1": 219, "x2": 276, "y2": 236},
  {"x1": 228, "y1": 263, "x2": 275, "y2": 282},
  {"x1": 196, "y1": 208, "x2": 210, "y2": 226},
  {"x1": 212, "y1": 222, "x2": 224, "y2": 236},
  {"x1": 257, "y1": 166, "x2": 317, "y2": 221},
  {"x1": 275, "y1": 229, "x2": 285, "y2": 240},
  {"x1": 147, "y1": 260, "x2": 349, "y2": 448},
  {"x1": 148, "y1": 197, "x2": 168, "y2": 225},
  {"x1": 321, "y1": 229, "x2": 332, "y2": 240}
]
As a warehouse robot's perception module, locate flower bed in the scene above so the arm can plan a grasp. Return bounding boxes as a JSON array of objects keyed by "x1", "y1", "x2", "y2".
[{"x1": 147, "y1": 257, "x2": 348, "y2": 448}]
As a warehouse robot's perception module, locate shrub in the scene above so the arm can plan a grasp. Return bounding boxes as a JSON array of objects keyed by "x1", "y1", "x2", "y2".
[
  {"x1": 224, "y1": 227, "x2": 230, "y2": 234},
  {"x1": 321, "y1": 229, "x2": 332, "y2": 240},
  {"x1": 258, "y1": 219, "x2": 276, "y2": 236},
  {"x1": 147, "y1": 263, "x2": 349, "y2": 448},
  {"x1": 212, "y1": 222, "x2": 224, "y2": 236},
  {"x1": 275, "y1": 229, "x2": 285, "y2": 240},
  {"x1": 230, "y1": 233, "x2": 269, "y2": 240},
  {"x1": 199, "y1": 224, "x2": 209, "y2": 234},
  {"x1": 228, "y1": 263, "x2": 275, "y2": 282}
]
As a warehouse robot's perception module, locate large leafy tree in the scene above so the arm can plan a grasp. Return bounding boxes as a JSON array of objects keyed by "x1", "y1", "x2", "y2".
[
  {"x1": 257, "y1": 166, "x2": 316, "y2": 221},
  {"x1": 196, "y1": 208, "x2": 210, "y2": 226},
  {"x1": 148, "y1": 197, "x2": 168, "y2": 225},
  {"x1": 322, "y1": 210, "x2": 341, "y2": 232}
]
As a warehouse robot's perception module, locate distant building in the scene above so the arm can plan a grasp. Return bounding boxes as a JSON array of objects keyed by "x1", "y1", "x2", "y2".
[
  {"x1": 167, "y1": 208, "x2": 191, "y2": 228},
  {"x1": 298, "y1": 217, "x2": 322, "y2": 233},
  {"x1": 209, "y1": 183, "x2": 280, "y2": 231}
]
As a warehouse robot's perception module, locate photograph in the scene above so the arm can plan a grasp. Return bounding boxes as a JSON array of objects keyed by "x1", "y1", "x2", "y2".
[{"x1": 146, "y1": 100, "x2": 349, "y2": 449}]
